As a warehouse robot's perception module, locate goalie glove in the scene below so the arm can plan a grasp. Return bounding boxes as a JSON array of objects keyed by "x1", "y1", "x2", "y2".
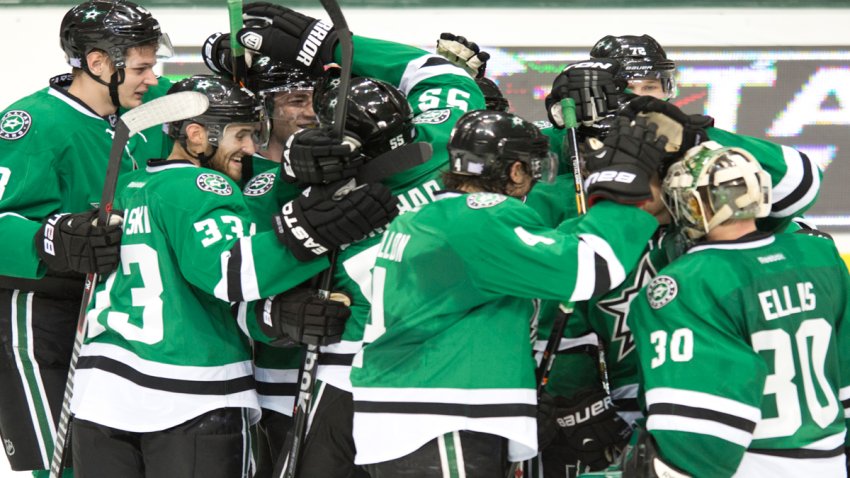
[
  {"x1": 273, "y1": 179, "x2": 399, "y2": 261},
  {"x1": 256, "y1": 288, "x2": 351, "y2": 346},
  {"x1": 238, "y1": 2, "x2": 339, "y2": 77},
  {"x1": 545, "y1": 59, "x2": 625, "y2": 127},
  {"x1": 584, "y1": 116, "x2": 668, "y2": 206},
  {"x1": 34, "y1": 210, "x2": 123, "y2": 275},
  {"x1": 436, "y1": 32, "x2": 490, "y2": 78},
  {"x1": 282, "y1": 128, "x2": 365, "y2": 185},
  {"x1": 550, "y1": 388, "x2": 633, "y2": 471}
]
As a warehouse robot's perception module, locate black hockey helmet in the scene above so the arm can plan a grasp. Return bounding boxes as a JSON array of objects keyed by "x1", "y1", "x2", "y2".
[
  {"x1": 313, "y1": 75, "x2": 416, "y2": 158},
  {"x1": 247, "y1": 56, "x2": 316, "y2": 95},
  {"x1": 166, "y1": 75, "x2": 266, "y2": 148},
  {"x1": 448, "y1": 110, "x2": 556, "y2": 183},
  {"x1": 475, "y1": 77, "x2": 509, "y2": 112},
  {"x1": 60, "y1": 1, "x2": 171, "y2": 70},
  {"x1": 590, "y1": 35, "x2": 676, "y2": 97}
]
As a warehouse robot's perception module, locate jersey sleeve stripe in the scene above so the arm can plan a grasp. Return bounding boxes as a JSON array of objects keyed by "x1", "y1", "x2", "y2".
[
  {"x1": 647, "y1": 403, "x2": 757, "y2": 432},
  {"x1": 225, "y1": 240, "x2": 245, "y2": 302},
  {"x1": 237, "y1": 237, "x2": 260, "y2": 301},
  {"x1": 354, "y1": 400, "x2": 536, "y2": 418},
  {"x1": 569, "y1": 233, "x2": 626, "y2": 302},
  {"x1": 838, "y1": 385, "x2": 850, "y2": 401},
  {"x1": 646, "y1": 414, "x2": 754, "y2": 448},
  {"x1": 770, "y1": 147, "x2": 820, "y2": 218},
  {"x1": 645, "y1": 387, "x2": 761, "y2": 422},
  {"x1": 398, "y1": 54, "x2": 474, "y2": 97}
]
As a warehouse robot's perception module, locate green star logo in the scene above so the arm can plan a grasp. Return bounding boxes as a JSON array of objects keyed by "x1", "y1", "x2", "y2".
[
  {"x1": 244, "y1": 172, "x2": 275, "y2": 197},
  {"x1": 0, "y1": 110, "x2": 32, "y2": 140},
  {"x1": 82, "y1": 7, "x2": 104, "y2": 22},
  {"x1": 196, "y1": 173, "x2": 233, "y2": 196}
]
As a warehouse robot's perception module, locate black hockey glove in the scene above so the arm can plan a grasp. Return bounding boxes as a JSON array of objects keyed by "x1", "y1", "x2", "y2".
[
  {"x1": 202, "y1": 32, "x2": 234, "y2": 76},
  {"x1": 273, "y1": 179, "x2": 399, "y2": 261},
  {"x1": 620, "y1": 96, "x2": 714, "y2": 171},
  {"x1": 34, "y1": 210, "x2": 123, "y2": 275},
  {"x1": 584, "y1": 116, "x2": 668, "y2": 206},
  {"x1": 256, "y1": 288, "x2": 351, "y2": 346},
  {"x1": 282, "y1": 128, "x2": 365, "y2": 185},
  {"x1": 238, "y1": 2, "x2": 339, "y2": 77},
  {"x1": 436, "y1": 33, "x2": 490, "y2": 78},
  {"x1": 545, "y1": 59, "x2": 625, "y2": 127},
  {"x1": 551, "y1": 388, "x2": 632, "y2": 471}
]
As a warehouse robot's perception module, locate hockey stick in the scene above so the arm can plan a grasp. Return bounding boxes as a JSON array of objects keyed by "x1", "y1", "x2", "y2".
[
  {"x1": 508, "y1": 99, "x2": 584, "y2": 478},
  {"x1": 227, "y1": 0, "x2": 256, "y2": 185},
  {"x1": 49, "y1": 91, "x2": 209, "y2": 478},
  {"x1": 275, "y1": 2, "x2": 354, "y2": 477}
]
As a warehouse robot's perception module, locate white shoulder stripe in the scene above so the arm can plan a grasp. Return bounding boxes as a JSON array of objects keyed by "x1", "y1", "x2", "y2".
[
  {"x1": 770, "y1": 145, "x2": 821, "y2": 218},
  {"x1": 213, "y1": 249, "x2": 230, "y2": 301},
  {"x1": 838, "y1": 385, "x2": 850, "y2": 401},
  {"x1": 239, "y1": 237, "x2": 260, "y2": 301},
  {"x1": 398, "y1": 54, "x2": 472, "y2": 97},
  {"x1": 569, "y1": 233, "x2": 626, "y2": 302},
  {"x1": 645, "y1": 388, "x2": 761, "y2": 422},
  {"x1": 647, "y1": 414, "x2": 753, "y2": 448}
]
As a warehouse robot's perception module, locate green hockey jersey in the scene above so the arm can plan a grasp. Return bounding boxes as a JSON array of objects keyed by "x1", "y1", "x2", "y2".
[
  {"x1": 629, "y1": 232, "x2": 850, "y2": 478},
  {"x1": 70, "y1": 160, "x2": 328, "y2": 432},
  {"x1": 350, "y1": 195, "x2": 657, "y2": 465},
  {"x1": 546, "y1": 132, "x2": 822, "y2": 415},
  {"x1": 0, "y1": 75, "x2": 172, "y2": 279}
]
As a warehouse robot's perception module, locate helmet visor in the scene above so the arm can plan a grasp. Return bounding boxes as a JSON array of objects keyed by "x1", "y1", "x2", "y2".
[
  {"x1": 155, "y1": 32, "x2": 174, "y2": 60},
  {"x1": 531, "y1": 151, "x2": 559, "y2": 184}
]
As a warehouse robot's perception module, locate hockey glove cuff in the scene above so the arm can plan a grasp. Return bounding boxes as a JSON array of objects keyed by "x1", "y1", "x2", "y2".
[
  {"x1": 35, "y1": 210, "x2": 123, "y2": 275},
  {"x1": 551, "y1": 388, "x2": 632, "y2": 471},
  {"x1": 273, "y1": 179, "x2": 399, "y2": 261},
  {"x1": 256, "y1": 288, "x2": 352, "y2": 346},
  {"x1": 202, "y1": 32, "x2": 233, "y2": 76}
]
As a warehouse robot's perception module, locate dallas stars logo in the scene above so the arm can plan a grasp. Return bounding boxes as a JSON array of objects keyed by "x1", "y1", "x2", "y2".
[
  {"x1": 0, "y1": 110, "x2": 32, "y2": 141},
  {"x1": 244, "y1": 172, "x2": 275, "y2": 197},
  {"x1": 196, "y1": 173, "x2": 233, "y2": 196},
  {"x1": 596, "y1": 253, "x2": 656, "y2": 361},
  {"x1": 82, "y1": 7, "x2": 104, "y2": 22}
]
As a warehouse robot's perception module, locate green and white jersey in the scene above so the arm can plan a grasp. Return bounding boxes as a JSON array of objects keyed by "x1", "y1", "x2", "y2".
[
  {"x1": 306, "y1": 35, "x2": 485, "y2": 393},
  {"x1": 70, "y1": 160, "x2": 328, "y2": 433},
  {"x1": 630, "y1": 232, "x2": 850, "y2": 478},
  {"x1": 350, "y1": 195, "x2": 657, "y2": 465},
  {"x1": 707, "y1": 127, "x2": 821, "y2": 232},
  {"x1": 242, "y1": 164, "x2": 305, "y2": 416},
  {"x1": 0, "y1": 75, "x2": 171, "y2": 279}
]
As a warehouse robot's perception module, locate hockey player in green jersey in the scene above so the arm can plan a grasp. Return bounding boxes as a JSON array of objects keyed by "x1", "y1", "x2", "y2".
[
  {"x1": 233, "y1": 4, "x2": 489, "y2": 474},
  {"x1": 624, "y1": 143, "x2": 849, "y2": 478},
  {"x1": 0, "y1": 2, "x2": 174, "y2": 476},
  {"x1": 68, "y1": 74, "x2": 397, "y2": 477},
  {"x1": 345, "y1": 108, "x2": 671, "y2": 476}
]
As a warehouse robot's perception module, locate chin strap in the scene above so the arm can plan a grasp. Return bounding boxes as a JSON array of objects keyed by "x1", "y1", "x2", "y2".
[
  {"x1": 82, "y1": 63, "x2": 126, "y2": 110},
  {"x1": 179, "y1": 137, "x2": 216, "y2": 168}
]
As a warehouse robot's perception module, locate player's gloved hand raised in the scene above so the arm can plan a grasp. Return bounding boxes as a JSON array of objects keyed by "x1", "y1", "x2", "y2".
[
  {"x1": 273, "y1": 179, "x2": 399, "y2": 261},
  {"x1": 546, "y1": 59, "x2": 625, "y2": 127},
  {"x1": 282, "y1": 128, "x2": 364, "y2": 185},
  {"x1": 34, "y1": 210, "x2": 123, "y2": 275},
  {"x1": 436, "y1": 33, "x2": 490, "y2": 78},
  {"x1": 551, "y1": 388, "x2": 633, "y2": 471},
  {"x1": 238, "y1": 2, "x2": 339, "y2": 76},
  {"x1": 256, "y1": 288, "x2": 351, "y2": 346},
  {"x1": 584, "y1": 116, "x2": 668, "y2": 206},
  {"x1": 619, "y1": 95, "x2": 713, "y2": 169},
  {"x1": 202, "y1": 32, "x2": 233, "y2": 76}
]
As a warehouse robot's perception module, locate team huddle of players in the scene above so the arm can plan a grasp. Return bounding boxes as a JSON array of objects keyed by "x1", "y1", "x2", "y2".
[{"x1": 0, "y1": 1, "x2": 846, "y2": 478}]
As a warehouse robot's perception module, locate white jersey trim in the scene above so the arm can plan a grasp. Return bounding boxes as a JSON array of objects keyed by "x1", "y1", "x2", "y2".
[
  {"x1": 534, "y1": 332, "x2": 598, "y2": 353},
  {"x1": 733, "y1": 450, "x2": 845, "y2": 477},
  {"x1": 238, "y1": 237, "x2": 260, "y2": 301},
  {"x1": 353, "y1": 386, "x2": 535, "y2": 405},
  {"x1": 769, "y1": 145, "x2": 821, "y2": 218},
  {"x1": 398, "y1": 54, "x2": 473, "y2": 99},
  {"x1": 47, "y1": 87, "x2": 102, "y2": 121},
  {"x1": 688, "y1": 235, "x2": 775, "y2": 254},
  {"x1": 570, "y1": 233, "x2": 626, "y2": 302},
  {"x1": 645, "y1": 388, "x2": 761, "y2": 422},
  {"x1": 647, "y1": 414, "x2": 754, "y2": 448}
]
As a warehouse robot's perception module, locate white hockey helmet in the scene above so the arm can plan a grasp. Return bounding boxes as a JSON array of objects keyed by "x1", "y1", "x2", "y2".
[{"x1": 662, "y1": 141, "x2": 771, "y2": 239}]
